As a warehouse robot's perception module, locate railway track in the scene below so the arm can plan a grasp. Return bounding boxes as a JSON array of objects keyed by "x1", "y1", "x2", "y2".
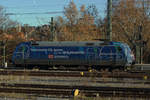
[
  {"x1": 3, "y1": 66, "x2": 90, "y2": 71},
  {"x1": 0, "y1": 66, "x2": 150, "y2": 98},
  {"x1": 2, "y1": 64, "x2": 150, "y2": 73},
  {"x1": 0, "y1": 83, "x2": 149, "y2": 97},
  {"x1": 0, "y1": 69, "x2": 149, "y2": 79},
  {"x1": 3, "y1": 64, "x2": 150, "y2": 72}
]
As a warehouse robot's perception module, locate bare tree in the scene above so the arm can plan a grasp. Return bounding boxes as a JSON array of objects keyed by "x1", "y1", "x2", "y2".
[
  {"x1": 0, "y1": 6, "x2": 18, "y2": 31},
  {"x1": 112, "y1": 0, "x2": 150, "y2": 63},
  {"x1": 64, "y1": 1, "x2": 79, "y2": 26},
  {"x1": 0, "y1": 6, "x2": 8, "y2": 30},
  {"x1": 57, "y1": 1, "x2": 101, "y2": 41}
]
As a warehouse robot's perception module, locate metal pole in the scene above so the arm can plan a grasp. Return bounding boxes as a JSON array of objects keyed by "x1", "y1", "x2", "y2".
[
  {"x1": 107, "y1": 0, "x2": 112, "y2": 41},
  {"x1": 139, "y1": 26, "x2": 143, "y2": 64},
  {"x1": 50, "y1": 17, "x2": 54, "y2": 41},
  {"x1": 135, "y1": 26, "x2": 143, "y2": 64},
  {"x1": 0, "y1": 43, "x2": 2, "y2": 67},
  {"x1": 135, "y1": 45, "x2": 140, "y2": 64},
  {"x1": 3, "y1": 45, "x2": 5, "y2": 67},
  {"x1": 141, "y1": 46, "x2": 143, "y2": 64}
]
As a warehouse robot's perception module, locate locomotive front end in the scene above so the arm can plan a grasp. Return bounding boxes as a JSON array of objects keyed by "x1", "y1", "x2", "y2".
[
  {"x1": 124, "y1": 44, "x2": 135, "y2": 67},
  {"x1": 12, "y1": 42, "x2": 30, "y2": 66}
]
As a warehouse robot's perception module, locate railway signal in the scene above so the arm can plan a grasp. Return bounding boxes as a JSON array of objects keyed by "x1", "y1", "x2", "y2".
[
  {"x1": 135, "y1": 26, "x2": 144, "y2": 64},
  {"x1": 0, "y1": 41, "x2": 6, "y2": 67},
  {"x1": 50, "y1": 17, "x2": 57, "y2": 41}
]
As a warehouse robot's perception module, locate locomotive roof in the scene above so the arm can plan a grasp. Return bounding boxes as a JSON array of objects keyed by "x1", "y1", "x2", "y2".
[{"x1": 29, "y1": 41, "x2": 122, "y2": 47}]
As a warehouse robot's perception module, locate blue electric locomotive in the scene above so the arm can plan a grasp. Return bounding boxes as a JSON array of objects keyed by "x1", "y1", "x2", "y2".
[{"x1": 12, "y1": 41, "x2": 135, "y2": 69}]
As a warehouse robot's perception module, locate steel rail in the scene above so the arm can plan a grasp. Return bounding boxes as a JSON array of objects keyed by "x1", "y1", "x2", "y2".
[
  {"x1": 0, "y1": 70, "x2": 149, "y2": 79},
  {"x1": 0, "y1": 83, "x2": 150, "y2": 97}
]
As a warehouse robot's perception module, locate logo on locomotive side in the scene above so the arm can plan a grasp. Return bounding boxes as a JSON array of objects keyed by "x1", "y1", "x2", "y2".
[{"x1": 48, "y1": 55, "x2": 54, "y2": 59}]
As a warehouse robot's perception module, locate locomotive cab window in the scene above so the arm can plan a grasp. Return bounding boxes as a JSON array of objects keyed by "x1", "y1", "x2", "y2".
[
  {"x1": 18, "y1": 46, "x2": 23, "y2": 52},
  {"x1": 116, "y1": 46, "x2": 122, "y2": 52},
  {"x1": 101, "y1": 46, "x2": 112, "y2": 53},
  {"x1": 18, "y1": 46, "x2": 26, "y2": 52}
]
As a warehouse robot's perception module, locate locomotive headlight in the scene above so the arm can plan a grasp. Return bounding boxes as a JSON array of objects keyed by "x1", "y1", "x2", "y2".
[
  {"x1": 131, "y1": 52, "x2": 135, "y2": 64},
  {"x1": 131, "y1": 52, "x2": 135, "y2": 60}
]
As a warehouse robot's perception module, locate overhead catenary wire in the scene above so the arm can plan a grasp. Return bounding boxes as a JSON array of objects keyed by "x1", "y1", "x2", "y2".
[
  {"x1": 5, "y1": 3, "x2": 107, "y2": 9},
  {"x1": 5, "y1": 11, "x2": 64, "y2": 15},
  {"x1": 5, "y1": 10, "x2": 106, "y2": 16}
]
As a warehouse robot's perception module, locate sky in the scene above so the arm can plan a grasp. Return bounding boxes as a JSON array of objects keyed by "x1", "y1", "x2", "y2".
[{"x1": 0, "y1": 0, "x2": 107, "y2": 26}]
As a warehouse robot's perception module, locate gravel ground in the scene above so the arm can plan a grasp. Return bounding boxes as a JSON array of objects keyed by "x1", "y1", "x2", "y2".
[
  {"x1": 0, "y1": 75, "x2": 150, "y2": 88},
  {"x1": 0, "y1": 96, "x2": 148, "y2": 100},
  {"x1": 0, "y1": 74, "x2": 149, "y2": 99}
]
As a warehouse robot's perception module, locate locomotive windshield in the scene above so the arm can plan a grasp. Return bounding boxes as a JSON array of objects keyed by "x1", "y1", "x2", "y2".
[
  {"x1": 118, "y1": 47, "x2": 122, "y2": 52},
  {"x1": 18, "y1": 46, "x2": 24, "y2": 52},
  {"x1": 17, "y1": 45, "x2": 28, "y2": 53},
  {"x1": 18, "y1": 46, "x2": 23, "y2": 52},
  {"x1": 116, "y1": 46, "x2": 122, "y2": 53}
]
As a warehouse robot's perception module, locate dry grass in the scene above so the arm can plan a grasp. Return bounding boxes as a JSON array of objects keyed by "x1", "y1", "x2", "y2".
[
  {"x1": 0, "y1": 73, "x2": 150, "y2": 88},
  {"x1": 0, "y1": 93, "x2": 37, "y2": 100},
  {"x1": 0, "y1": 71, "x2": 149, "y2": 100},
  {"x1": 0, "y1": 92, "x2": 148, "y2": 100},
  {"x1": 0, "y1": 74, "x2": 30, "y2": 83},
  {"x1": 72, "y1": 96, "x2": 149, "y2": 100}
]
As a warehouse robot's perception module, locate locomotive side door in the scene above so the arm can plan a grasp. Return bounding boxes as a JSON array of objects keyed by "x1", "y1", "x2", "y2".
[
  {"x1": 87, "y1": 47, "x2": 98, "y2": 65},
  {"x1": 15, "y1": 44, "x2": 29, "y2": 64},
  {"x1": 100, "y1": 46, "x2": 113, "y2": 66},
  {"x1": 115, "y1": 46, "x2": 124, "y2": 66}
]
